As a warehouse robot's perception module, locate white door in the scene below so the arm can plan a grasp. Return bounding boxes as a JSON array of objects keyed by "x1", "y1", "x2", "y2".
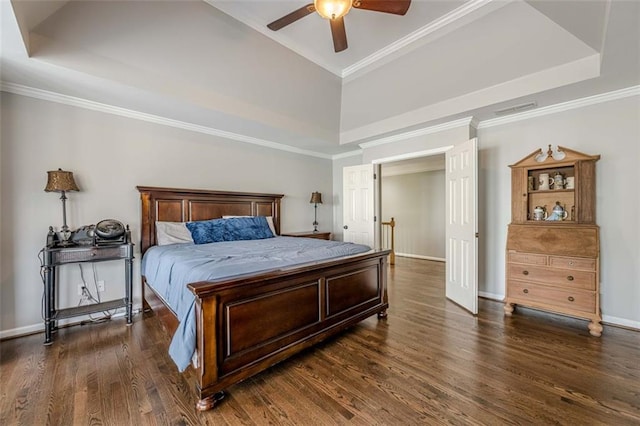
[
  {"x1": 445, "y1": 138, "x2": 478, "y2": 314},
  {"x1": 342, "y1": 164, "x2": 375, "y2": 247}
]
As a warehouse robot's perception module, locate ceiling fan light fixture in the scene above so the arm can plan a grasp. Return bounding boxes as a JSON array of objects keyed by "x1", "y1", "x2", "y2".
[{"x1": 314, "y1": 0, "x2": 352, "y2": 20}]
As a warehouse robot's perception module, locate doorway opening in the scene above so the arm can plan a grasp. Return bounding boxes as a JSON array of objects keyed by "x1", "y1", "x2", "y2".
[{"x1": 380, "y1": 154, "x2": 446, "y2": 263}]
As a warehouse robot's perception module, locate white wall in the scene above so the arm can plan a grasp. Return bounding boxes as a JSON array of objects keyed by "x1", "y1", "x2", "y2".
[
  {"x1": 0, "y1": 92, "x2": 334, "y2": 336},
  {"x1": 381, "y1": 170, "x2": 445, "y2": 259},
  {"x1": 333, "y1": 95, "x2": 640, "y2": 328}
]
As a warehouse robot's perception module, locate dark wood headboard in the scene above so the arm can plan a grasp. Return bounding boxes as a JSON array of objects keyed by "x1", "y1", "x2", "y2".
[{"x1": 137, "y1": 186, "x2": 284, "y2": 255}]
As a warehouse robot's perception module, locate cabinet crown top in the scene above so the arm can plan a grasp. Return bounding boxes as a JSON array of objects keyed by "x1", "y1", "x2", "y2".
[{"x1": 510, "y1": 145, "x2": 600, "y2": 168}]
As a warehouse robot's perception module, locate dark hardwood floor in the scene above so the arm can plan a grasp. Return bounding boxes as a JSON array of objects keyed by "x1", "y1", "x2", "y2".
[{"x1": 2, "y1": 257, "x2": 639, "y2": 425}]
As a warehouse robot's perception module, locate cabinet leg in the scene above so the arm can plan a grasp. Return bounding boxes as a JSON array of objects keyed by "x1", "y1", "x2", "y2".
[
  {"x1": 504, "y1": 303, "x2": 515, "y2": 316},
  {"x1": 196, "y1": 391, "x2": 226, "y2": 411},
  {"x1": 588, "y1": 320, "x2": 603, "y2": 337}
]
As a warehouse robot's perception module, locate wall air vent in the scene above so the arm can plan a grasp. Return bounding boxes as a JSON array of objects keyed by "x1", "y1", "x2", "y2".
[{"x1": 494, "y1": 101, "x2": 538, "y2": 116}]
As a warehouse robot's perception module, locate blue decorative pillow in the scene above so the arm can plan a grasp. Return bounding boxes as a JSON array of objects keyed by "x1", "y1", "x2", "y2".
[
  {"x1": 186, "y1": 218, "x2": 226, "y2": 244},
  {"x1": 224, "y1": 216, "x2": 274, "y2": 241},
  {"x1": 186, "y1": 216, "x2": 273, "y2": 244}
]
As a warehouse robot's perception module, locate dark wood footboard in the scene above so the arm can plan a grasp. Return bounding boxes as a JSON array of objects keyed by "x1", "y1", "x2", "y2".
[{"x1": 189, "y1": 250, "x2": 389, "y2": 410}]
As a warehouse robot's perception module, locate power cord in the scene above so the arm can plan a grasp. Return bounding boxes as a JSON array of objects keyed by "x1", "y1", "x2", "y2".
[
  {"x1": 39, "y1": 248, "x2": 46, "y2": 320},
  {"x1": 92, "y1": 263, "x2": 102, "y2": 303},
  {"x1": 77, "y1": 264, "x2": 117, "y2": 322}
]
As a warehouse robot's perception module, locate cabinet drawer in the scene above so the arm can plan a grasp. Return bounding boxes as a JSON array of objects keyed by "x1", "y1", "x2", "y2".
[
  {"x1": 508, "y1": 252, "x2": 547, "y2": 265},
  {"x1": 507, "y1": 264, "x2": 595, "y2": 290},
  {"x1": 549, "y1": 256, "x2": 596, "y2": 271},
  {"x1": 508, "y1": 280, "x2": 596, "y2": 314},
  {"x1": 51, "y1": 246, "x2": 129, "y2": 264}
]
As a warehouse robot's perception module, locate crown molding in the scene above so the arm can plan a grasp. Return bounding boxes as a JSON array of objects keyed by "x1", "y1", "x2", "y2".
[
  {"x1": 0, "y1": 82, "x2": 333, "y2": 160},
  {"x1": 332, "y1": 149, "x2": 362, "y2": 160},
  {"x1": 358, "y1": 117, "x2": 476, "y2": 149},
  {"x1": 3, "y1": 81, "x2": 638, "y2": 162},
  {"x1": 342, "y1": 0, "x2": 494, "y2": 78},
  {"x1": 478, "y1": 85, "x2": 640, "y2": 129}
]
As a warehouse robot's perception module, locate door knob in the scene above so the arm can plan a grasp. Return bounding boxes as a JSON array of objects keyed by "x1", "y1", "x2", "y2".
[{"x1": 343, "y1": 225, "x2": 348, "y2": 229}]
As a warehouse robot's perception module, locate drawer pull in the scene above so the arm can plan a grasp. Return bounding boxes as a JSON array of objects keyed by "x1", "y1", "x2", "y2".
[
  {"x1": 522, "y1": 270, "x2": 529, "y2": 276},
  {"x1": 567, "y1": 275, "x2": 574, "y2": 281},
  {"x1": 523, "y1": 289, "x2": 529, "y2": 294},
  {"x1": 568, "y1": 296, "x2": 575, "y2": 302},
  {"x1": 568, "y1": 261, "x2": 574, "y2": 266},
  {"x1": 91, "y1": 252, "x2": 96, "y2": 257}
]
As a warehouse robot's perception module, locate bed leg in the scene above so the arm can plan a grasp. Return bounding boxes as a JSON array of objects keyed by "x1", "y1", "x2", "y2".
[
  {"x1": 377, "y1": 309, "x2": 387, "y2": 319},
  {"x1": 196, "y1": 391, "x2": 226, "y2": 411}
]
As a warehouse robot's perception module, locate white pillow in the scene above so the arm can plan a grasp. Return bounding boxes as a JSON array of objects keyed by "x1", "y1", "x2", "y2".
[
  {"x1": 156, "y1": 221, "x2": 193, "y2": 246},
  {"x1": 222, "y1": 215, "x2": 277, "y2": 236}
]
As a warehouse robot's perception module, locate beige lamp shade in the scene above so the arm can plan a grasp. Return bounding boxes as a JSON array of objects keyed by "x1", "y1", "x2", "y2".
[
  {"x1": 44, "y1": 168, "x2": 79, "y2": 192},
  {"x1": 310, "y1": 192, "x2": 323, "y2": 204}
]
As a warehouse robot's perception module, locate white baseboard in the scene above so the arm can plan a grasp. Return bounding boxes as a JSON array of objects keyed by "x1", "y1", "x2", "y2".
[
  {"x1": 476, "y1": 295, "x2": 639, "y2": 331},
  {"x1": 396, "y1": 253, "x2": 445, "y2": 262},
  {"x1": 3, "y1": 302, "x2": 637, "y2": 341},
  {"x1": 602, "y1": 315, "x2": 640, "y2": 330},
  {"x1": 479, "y1": 291, "x2": 504, "y2": 301},
  {"x1": 0, "y1": 323, "x2": 45, "y2": 340},
  {"x1": 450, "y1": 289, "x2": 640, "y2": 331},
  {"x1": 0, "y1": 306, "x2": 142, "y2": 341}
]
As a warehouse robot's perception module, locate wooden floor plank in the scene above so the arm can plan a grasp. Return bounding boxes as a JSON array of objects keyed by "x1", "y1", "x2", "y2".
[{"x1": 1, "y1": 257, "x2": 639, "y2": 425}]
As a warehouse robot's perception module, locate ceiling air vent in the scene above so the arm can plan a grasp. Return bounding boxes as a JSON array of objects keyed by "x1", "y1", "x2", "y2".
[{"x1": 494, "y1": 101, "x2": 538, "y2": 116}]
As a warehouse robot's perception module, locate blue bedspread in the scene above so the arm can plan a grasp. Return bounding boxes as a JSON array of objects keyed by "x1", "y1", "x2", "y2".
[{"x1": 141, "y1": 236, "x2": 371, "y2": 371}]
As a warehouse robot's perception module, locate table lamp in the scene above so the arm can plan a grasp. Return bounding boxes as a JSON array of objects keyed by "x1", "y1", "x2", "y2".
[
  {"x1": 310, "y1": 191, "x2": 322, "y2": 232},
  {"x1": 44, "y1": 168, "x2": 79, "y2": 244}
]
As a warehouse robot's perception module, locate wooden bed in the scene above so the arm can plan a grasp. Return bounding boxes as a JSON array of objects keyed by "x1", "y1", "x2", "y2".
[{"x1": 137, "y1": 186, "x2": 390, "y2": 411}]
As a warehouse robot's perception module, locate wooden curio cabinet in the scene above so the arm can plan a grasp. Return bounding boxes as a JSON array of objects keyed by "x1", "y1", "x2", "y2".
[{"x1": 504, "y1": 145, "x2": 602, "y2": 336}]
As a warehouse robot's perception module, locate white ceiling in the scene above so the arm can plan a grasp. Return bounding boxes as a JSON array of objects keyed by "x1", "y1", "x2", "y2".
[
  {"x1": 209, "y1": 0, "x2": 471, "y2": 77},
  {"x1": 1, "y1": 0, "x2": 639, "y2": 157}
]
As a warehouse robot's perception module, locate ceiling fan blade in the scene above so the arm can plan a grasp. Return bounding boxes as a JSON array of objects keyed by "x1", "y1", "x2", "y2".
[
  {"x1": 329, "y1": 17, "x2": 348, "y2": 52},
  {"x1": 353, "y1": 0, "x2": 411, "y2": 15},
  {"x1": 267, "y1": 3, "x2": 315, "y2": 31}
]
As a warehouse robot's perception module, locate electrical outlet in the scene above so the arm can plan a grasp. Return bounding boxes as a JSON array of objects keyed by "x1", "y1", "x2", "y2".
[
  {"x1": 97, "y1": 280, "x2": 105, "y2": 292},
  {"x1": 78, "y1": 284, "x2": 85, "y2": 296}
]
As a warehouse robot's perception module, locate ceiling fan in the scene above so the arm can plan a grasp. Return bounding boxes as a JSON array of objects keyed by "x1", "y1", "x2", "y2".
[{"x1": 267, "y1": 0, "x2": 411, "y2": 53}]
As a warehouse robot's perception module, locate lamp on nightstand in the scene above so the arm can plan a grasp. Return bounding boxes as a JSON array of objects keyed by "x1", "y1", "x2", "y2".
[
  {"x1": 44, "y1": 168, "x2": 80, "y2": 245},
  {"x1": 309, "y1": 191, "x2": 323, "y2": 233}
]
